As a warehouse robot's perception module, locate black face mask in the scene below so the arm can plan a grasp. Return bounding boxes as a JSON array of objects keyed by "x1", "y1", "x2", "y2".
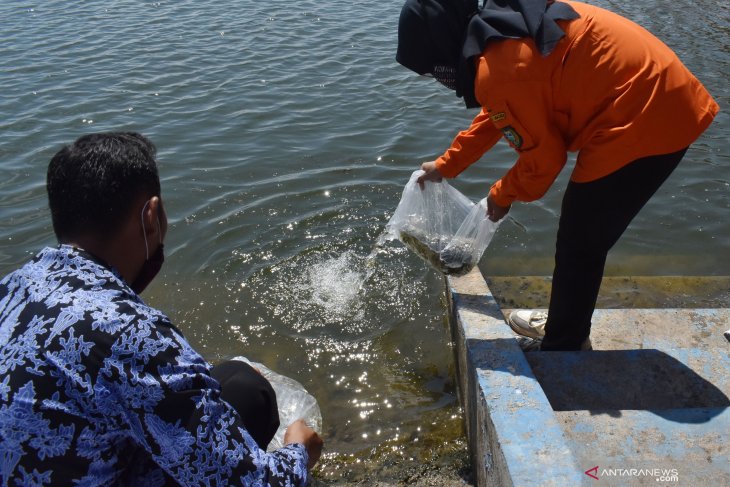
[
  {"x1": 131, "y1": 243, "x2": 164, "y2": 294},
  {"x1": 432, "y1": 65, "x2": 458, "y2": 91},
  {"x1": 131, "y1": 199, "x2": 165, "y2": 294}
]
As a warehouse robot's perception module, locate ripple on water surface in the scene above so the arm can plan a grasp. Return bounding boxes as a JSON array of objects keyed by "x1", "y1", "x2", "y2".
[{"x1": 1, "y1": 0, "x2": 727, "y2": 484}]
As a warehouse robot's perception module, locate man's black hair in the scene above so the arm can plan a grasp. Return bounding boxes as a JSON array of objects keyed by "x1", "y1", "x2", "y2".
[{"x1": 47, "y1": 132, "x2": 161, "y2": 242}]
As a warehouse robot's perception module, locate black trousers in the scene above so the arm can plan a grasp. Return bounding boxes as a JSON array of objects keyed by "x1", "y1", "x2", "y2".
[
  {"x1": 540, "y1": 148, "x2": 688, "y2": 351},
  {"x1": 210, "y1": 360, "x2": 280, "y2": 449}
]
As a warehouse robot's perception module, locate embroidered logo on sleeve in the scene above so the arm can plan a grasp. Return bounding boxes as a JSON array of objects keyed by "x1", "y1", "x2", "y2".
[
  {"x1": 490, "y1": 112, "x2": 506, "y2": 122},
  {"x1": 501, "y1": 126, "x2": 523, "y2": 149}
]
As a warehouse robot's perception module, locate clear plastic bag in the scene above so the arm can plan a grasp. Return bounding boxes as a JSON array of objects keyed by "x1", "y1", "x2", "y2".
[
  {"x1": 231, "y1": 356, "x2": 323, "y2": 452},
  {"x1": 384, "y1": 170, "x2": 499, "y2": 276}
]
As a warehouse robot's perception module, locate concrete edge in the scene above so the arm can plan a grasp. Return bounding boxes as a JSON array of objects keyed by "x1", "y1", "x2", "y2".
[{"x1": 445, "y1": 269, "x2": 583, "y2": 486}]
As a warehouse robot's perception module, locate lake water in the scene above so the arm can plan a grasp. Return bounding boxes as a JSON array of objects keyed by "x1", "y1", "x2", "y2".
[{"x1": 1, "y1": 0, "x2": 727, "y2": 484}]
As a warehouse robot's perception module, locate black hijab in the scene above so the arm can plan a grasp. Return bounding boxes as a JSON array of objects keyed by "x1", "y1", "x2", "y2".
[{"x1": 396, "y1": 0, "x2": 579, "y2": 108}]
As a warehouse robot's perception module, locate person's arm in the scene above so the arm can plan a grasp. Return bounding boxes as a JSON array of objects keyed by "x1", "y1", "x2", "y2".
[
  {"x1": 485, "y1": 81, "x2": 568, "y2": 208},
  {"x1": 434, "y1": 107, "x2": 504, "y2": 178},
  {"x1": 107, "y1": 319, "x2": 315, "y2": 486}
]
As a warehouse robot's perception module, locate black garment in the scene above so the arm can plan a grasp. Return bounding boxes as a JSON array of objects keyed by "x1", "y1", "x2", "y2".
[
  {"x1": 211, "y1": 360, "x2": 280, "y2": 450},
  {"x1": 541, "y1": 148, "x2": 688, "y2": 351},
  {"x1": 396, "y1": 0, "x2": 579, "y2": 107}
]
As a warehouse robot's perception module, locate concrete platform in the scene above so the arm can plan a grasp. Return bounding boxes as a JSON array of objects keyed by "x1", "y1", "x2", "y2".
[{"x1": 445, "y1": 269, "x2": 729, "y2": 486}]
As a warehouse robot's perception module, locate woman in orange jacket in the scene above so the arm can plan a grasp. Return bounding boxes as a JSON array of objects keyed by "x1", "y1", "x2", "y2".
[{"x1": 396, "y1": 0, "x2": 719, "y2": 351}]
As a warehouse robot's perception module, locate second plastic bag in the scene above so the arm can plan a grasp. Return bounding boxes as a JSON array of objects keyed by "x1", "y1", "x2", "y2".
[
  {"x1": 231, "y1": 356, "x2": 323, "y2": 452},
  {"x1": 384, "y1": 170, "x2": 499, "y2": 276}
]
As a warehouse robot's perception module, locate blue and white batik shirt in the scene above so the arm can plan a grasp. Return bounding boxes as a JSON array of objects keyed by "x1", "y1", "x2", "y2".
[{"x1": 0, "y1": 245, "x2": 309, "y2": 486}]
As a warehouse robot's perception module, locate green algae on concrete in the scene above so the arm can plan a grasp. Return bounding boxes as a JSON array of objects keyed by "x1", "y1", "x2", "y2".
[{"x1": 486, "y1": 275, "x2": 730, "y2": 310}]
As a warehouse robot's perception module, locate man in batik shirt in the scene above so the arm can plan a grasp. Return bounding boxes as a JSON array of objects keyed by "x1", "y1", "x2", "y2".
[{"x1": 0, "y1": 132, "x2": 322, "y2": 485}]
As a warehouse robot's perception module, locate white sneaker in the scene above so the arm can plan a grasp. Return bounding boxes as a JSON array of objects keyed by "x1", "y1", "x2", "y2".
[{"x1": 508, "y1": 310, "x2": 547, "y2": 339}]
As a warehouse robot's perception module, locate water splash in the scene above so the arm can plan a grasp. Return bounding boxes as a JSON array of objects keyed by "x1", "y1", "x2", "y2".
[
  {"x1": 249, "y1": 240, "x2": 428, "y2": 340},
  {"x1": 295, "y1": 251, "x2": 365, "y2": 316}
]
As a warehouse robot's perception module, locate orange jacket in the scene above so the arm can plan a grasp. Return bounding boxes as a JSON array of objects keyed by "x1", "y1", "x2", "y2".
[{"x1": 434, "y1": 1, "x2": 719, "y2": 207}]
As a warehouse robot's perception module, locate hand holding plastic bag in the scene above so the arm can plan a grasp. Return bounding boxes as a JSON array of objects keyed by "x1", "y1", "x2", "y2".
[
  {"x1": 231, "y1": 356, "x2": 323, "y2": 452},
  {"x1": 384, "y1": 170, "x2": 499, "y2": 276}
]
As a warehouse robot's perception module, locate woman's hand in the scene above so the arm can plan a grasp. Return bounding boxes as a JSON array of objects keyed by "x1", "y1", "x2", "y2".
[
  {"x1": 416, "y1": 161, "x2": 443, "y2": 189},
  {"x1": 487, "y1": 195, "x2": 510, "y2": 222}
]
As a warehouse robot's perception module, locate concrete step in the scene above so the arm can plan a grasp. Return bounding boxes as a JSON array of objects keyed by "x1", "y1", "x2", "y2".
[
  {"x1": 445, "y1": 270, "x2": 730, "y2": 487},
  {"x1": 557, "y1": 408, "x2": 729, "y2": 486}
]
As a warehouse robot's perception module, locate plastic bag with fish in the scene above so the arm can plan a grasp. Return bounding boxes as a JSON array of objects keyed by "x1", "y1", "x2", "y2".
[
  {"x1": 384, "y1": 169, "x2": 499, "y2": 276},
  {"x1": 231, "y1": 356, "x2": 323, "y2": 452}
]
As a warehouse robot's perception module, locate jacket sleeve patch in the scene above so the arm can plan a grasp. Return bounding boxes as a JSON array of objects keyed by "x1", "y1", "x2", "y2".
[
  {"x1": 487, "y1": 100, "x2": 535, "y2": 152},
  {"x1": 500, "y1": 126, "x2": 523, "y2": 149}
]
